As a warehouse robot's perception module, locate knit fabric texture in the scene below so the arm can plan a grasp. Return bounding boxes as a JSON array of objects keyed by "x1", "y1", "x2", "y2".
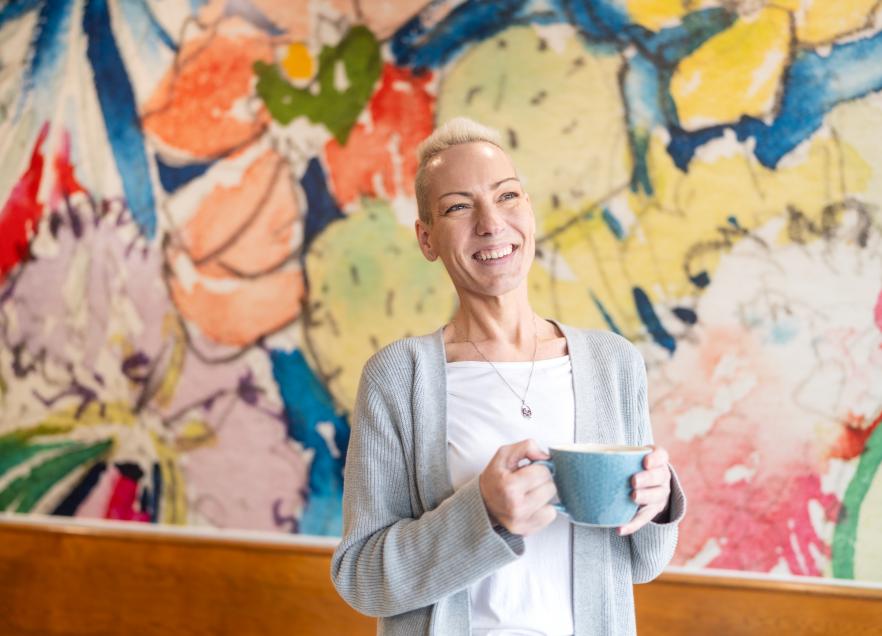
[{"x1": 331, "y1": 322, "x2": 687, "y2": 635}]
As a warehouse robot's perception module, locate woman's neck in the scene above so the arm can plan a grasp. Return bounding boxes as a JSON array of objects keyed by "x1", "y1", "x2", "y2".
[
  {"x1": 452, "y1": 310, "x2": 535, "y2": 348},
  {"x1": 442, "y1": 287, "x2": 538, "y2": 362}
]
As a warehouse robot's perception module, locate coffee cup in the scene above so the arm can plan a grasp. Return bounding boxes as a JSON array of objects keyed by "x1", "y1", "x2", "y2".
[{"x1": 534, "y1": 443, "x2": 652, "y2": 527}]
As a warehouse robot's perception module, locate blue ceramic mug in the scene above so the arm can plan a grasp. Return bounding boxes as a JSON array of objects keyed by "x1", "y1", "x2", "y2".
[{"x1": 534, "y1": 443, "x2": 652, "y2": 527}]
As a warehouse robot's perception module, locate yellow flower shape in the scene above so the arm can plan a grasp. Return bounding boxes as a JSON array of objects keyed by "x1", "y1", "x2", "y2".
[
  {"x1": 793, "y1": 0, "x2": 881, "y2": 45},
  {"x1": 671, "y1": 6, "x2": 791, "y2": 131},
  {"x1": 669, "y1": 1, "x2": 881, "y2": 131},
  {"x1": 626, "y1": 0, "x2": 717, "y2": 31}
]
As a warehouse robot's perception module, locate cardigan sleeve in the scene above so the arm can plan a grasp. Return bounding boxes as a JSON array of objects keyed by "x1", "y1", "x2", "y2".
[
  {"x1": 626, "y1": 346, "x2": 687, "y2": 584},
  {"x1": 330, "y1": 361, "x2": 524, "y2": 617}
]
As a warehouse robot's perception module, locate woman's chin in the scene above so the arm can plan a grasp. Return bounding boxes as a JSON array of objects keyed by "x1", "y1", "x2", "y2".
[{"x1": 455, "y1": 272, "x2": 529, "y2": 299}]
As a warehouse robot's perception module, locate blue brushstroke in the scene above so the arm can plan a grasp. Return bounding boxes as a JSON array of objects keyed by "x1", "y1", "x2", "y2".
[
  {"x1": 156, "y1": 155, "x2": 213, "y2": 194},
  {"x1": 635, "y1": 7, "x2": 735, "y2": 66},
  {"x1": 622, "y1": 53, "x2": 661, "y2": 194},
  {"x1": 224, "y1": 0, "x2": 285, "y2": 36},
  {"x1": 753, "y1": 33, "x2": 882, "y2": 167},
  {"x1": 668, "y1": 31, "x2": 882, "y2": 170},
  {"x1": 300, "y1": 158, "x2": 344, "y2": 258},
  {"x1": 581, "y1": 0, "x2": 632, "y2": 33},
  {"x1": 624, "y1": 54, "x2": 663, "y2": 130},
  {"x1": 633, "y1": 287, "x2": 675, "y2": 353},
  {"x1": 625, "y1": 10, "x2": 735, "y2": 190},
  {"x1": 590, "y1": 291, "x2": 622, "y2": 335},
  {"x1": 602, "y1": 207, "x2": 625, "y2": 239},
  {"x1": 271, "y1": 349, "x2": 349, "y2": 536},
  {"x1": 667, "y1": 122, "x2": 731, "y2": 170},
  {"x1": 554, "y1": 0, "x2": 619, "y2": 41},
  {"x1": 672, "y1": 307, "x2": 697, "y2": 325},
  {"x1": 0, "y1": 0, "x2": 42, "y2": 27},
  {"x1": 391, "y1": 0, "x2": 529, "y2": 69},
  {"x1": 188, "y1": 0, "x2": 209, "y2": 14},
  {"x1": 51, "y1": 461, "x2": 107, "y2": 516},
  {"x1": 689, "y1": 270, "x2": 710, "y2": 288},
  {"x1": 151, "y1": 461, "x2": 162, "y2": 523},
  {"x1": 768, "y1": 320, "x2": 797, "y2": 345},
  {"x1": 641, "y1": 8, "x2": 735, "y2": 126},
  {"x1": 139, "y1": 482, "x2": 152, "y2": 519},
  {"x1": 117, "y1": 0, "x2": 178, "y2": 54},
  {"x1": 389, "y1": 0, "x2": 729, "y2": 91},
  {"x1": 83, "y1": 0, "x2": 157, "y2": 238},
  {"x1": 20, "y1": 0, "x2": 75, "y2": 108}
]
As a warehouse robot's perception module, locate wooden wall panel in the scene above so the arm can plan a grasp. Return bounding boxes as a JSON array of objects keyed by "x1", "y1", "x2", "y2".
[
  {"x1": 634, "y1": 572, "x2": 882, "y2": 636},
  {"x1": 1, "y1": 520, "x2": 880, "y2": 636},
  {"x1": 0, "y1": 521, "x2": 374, "y2": 636}
]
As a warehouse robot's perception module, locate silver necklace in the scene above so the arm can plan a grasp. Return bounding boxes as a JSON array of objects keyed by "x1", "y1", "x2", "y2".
[{"x1": 455, "y1": 315, "x2": 538, "y2": 419}]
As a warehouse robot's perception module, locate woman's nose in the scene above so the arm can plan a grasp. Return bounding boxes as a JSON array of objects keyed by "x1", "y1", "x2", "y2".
[{"x1": 474, "y1": 201, "x2": 505, "y2": 235}]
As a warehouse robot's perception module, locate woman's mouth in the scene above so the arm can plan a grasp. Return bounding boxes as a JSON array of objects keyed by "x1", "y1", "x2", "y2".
[{"x1": 473, "y1": 244, "x2": 517, "y2": 263}]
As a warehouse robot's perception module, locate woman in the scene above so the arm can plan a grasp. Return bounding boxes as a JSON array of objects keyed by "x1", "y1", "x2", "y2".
[{"x1": 331, "y1": 117, "x2": 686, "y2": 635}]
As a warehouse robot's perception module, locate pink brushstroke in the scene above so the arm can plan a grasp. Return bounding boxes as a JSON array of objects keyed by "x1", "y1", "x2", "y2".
[
  {"x1": 652, "y1": 326, "x2": 842, "y2": 575},
  {"x1": 874, "y1": 291, "x2": 882, "y2": 331},
  {"x1": 75, "y1": 464, "x2": 117, "y2": 519}
]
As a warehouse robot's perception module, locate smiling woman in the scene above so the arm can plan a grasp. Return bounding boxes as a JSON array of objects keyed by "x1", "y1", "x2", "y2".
[
  {"x1": 330, "y1": 117, "x2": 687, "y2": 636},
  {"x1": 414, "y1": 127, "x2": 535, "y2": 303}
]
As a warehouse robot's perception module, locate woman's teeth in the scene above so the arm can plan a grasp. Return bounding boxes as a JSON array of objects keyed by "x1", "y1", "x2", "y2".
[{"x1": 475, "y1": 245, "x2": 514, "y2": 261}]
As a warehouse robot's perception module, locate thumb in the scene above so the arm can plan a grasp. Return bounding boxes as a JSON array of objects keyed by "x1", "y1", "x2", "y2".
[{"x1": 501, "y1": 438, "x2": 550, "y2": 469}]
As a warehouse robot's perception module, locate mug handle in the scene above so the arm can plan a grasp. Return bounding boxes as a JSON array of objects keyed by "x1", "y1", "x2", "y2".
[{"x1": 530, "y1": 459, "x2": 568, "y2": 516}]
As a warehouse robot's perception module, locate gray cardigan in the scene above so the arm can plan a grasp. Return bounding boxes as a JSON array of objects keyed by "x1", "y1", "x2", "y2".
[{"x1": 331, "y1": 323, "x2": 687, "y2": 635}]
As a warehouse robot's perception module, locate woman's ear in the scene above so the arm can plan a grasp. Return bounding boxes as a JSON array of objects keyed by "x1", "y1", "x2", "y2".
[{"x1": 414, "y1": 220, "x2": 437, "y2": 261}]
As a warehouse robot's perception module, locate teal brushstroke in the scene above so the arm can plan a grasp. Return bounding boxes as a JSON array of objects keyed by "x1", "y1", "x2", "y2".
[
  {"x1": 591, "y1": 291, "x2": 622, "y2": 335},
  {"x1": 270, "y1": 349, "x2": 349, "y2": 536},
  {"x1": 602, "y1": 208, "x2": 625, "y2": 240}
]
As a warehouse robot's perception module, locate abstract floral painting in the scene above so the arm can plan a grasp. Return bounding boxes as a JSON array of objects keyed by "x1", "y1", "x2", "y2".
[{"x1": 1, "y1": 0, "x2": 880, "y2": 583}]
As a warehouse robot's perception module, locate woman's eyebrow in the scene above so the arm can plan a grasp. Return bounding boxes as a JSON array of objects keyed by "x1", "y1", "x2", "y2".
[
  {"x1": 438, "y1": 190, "x2": 472, "y2": 200},
  {"x1": 491, "y1": 177, "x2": 520, "y2": 188},
  {"x1": 438, "y1": 177, "x2": 520, "y2": 201}
]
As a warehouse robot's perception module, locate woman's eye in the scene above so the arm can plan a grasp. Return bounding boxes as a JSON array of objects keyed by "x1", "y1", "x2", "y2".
[
  {"x1": 499, "y1": 191, "x2": 518, "y2": 202},
  {"x1": 444, "y1": 203, "x2": 468, "y2": 214}
]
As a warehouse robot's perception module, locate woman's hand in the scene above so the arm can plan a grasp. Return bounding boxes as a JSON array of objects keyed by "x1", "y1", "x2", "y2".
[
  {"x1": 618, "y1": 446, "x2": 672, "y2": 536},
  {"x1": 479, "y1": 439, "x2": 557, "y2": 536}
]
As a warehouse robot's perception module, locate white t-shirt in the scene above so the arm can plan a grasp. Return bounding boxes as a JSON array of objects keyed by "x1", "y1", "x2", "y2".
[{"x1": 446, "y1": 355, "x2": 575, "y2": 636}]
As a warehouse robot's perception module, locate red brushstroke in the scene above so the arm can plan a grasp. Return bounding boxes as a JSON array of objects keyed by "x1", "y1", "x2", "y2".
[
  {"x1": 53, "y1": 130, "x2": 86, "y2": 201},
  {"x1": 325, "y1": 64, "x2": 434, "y2": 206},
  {"x1": 0, "y1": 123, "x2": 49, "y2": 281},
  {"x1": 105, "y1": 473, "x2": 150, "y2": 522},
  {"x1": 830, "y1": 411, "x2": 882, "y2": 460}
]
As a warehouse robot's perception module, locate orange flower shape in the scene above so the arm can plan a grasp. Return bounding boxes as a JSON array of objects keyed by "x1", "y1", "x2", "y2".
[
  {"x1": 166, "y1": 148, "x2": 305, "y2": 347},
  {"x1": 142, "y1": 18, "x2": 273, "y2": 160},
  {"x1": 324, "y1": 63, "x2": 434, "y2": 208}
]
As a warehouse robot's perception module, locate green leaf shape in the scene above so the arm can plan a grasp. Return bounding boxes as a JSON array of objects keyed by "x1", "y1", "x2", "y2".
[
  {"x1": 0, "y1": 439, "x2": 113, "y2": 512},
  {"x1": 0, "y1": 424, "x2": 78, "y2": 476},
  {"x1": 254, "y1": 25, "x2": 381, "y2": 144},
  {"x1": 832, "y1": 424, "x2": 882, "y2": 578}
]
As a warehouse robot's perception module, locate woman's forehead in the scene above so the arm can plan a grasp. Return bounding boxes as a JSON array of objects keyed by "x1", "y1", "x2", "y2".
[{"x1": 426, "y1": 142, "x2": 517, "y2": 190}]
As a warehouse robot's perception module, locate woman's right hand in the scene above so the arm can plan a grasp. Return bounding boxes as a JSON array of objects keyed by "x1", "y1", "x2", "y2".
[{"x1": 478, "y1": 439, "x2": 558, "y2": 536}]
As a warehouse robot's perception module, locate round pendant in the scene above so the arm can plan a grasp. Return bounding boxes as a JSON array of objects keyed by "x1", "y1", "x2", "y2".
[{"x1": 521, "y1": 404, "x2": 532, "y2": 419}]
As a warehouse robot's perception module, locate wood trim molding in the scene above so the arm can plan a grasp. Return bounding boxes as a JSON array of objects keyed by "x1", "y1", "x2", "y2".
[{"x1": 1, "y1": 518, "x2": 880, "y2": 635}]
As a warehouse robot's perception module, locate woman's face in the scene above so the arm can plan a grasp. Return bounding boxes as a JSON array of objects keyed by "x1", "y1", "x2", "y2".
[{"x1": 415, "y1": 141, "x2": 535, "y2": 301}]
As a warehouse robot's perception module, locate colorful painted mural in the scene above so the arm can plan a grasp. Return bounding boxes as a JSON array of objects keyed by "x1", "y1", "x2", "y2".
[{"x1": 0, "y1": 0, "x2": 880, "y2": 583}]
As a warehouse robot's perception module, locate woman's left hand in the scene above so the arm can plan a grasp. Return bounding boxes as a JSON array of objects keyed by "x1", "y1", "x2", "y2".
[{"x1": 617, "y1": 446, "x2": 672, "y2": 536}]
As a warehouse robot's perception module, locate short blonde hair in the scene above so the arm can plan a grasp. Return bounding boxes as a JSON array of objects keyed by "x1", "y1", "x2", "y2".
[{"x1": 414, "y1": 117, "x2": 505, "y2": 224}]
